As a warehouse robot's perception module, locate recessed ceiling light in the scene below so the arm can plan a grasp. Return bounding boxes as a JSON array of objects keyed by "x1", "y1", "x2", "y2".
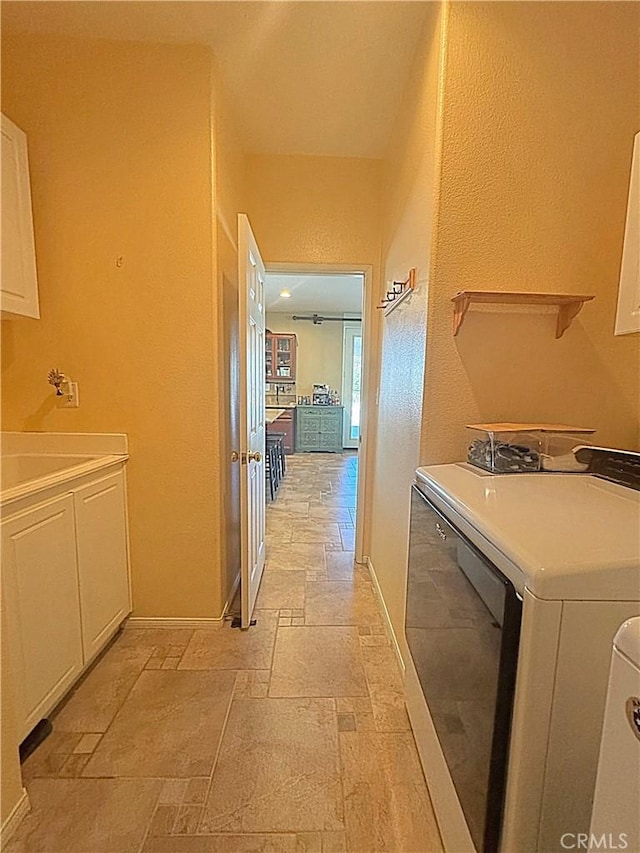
[{"x1": 280, "y1": 289, "x2": 292, "y2": 298}]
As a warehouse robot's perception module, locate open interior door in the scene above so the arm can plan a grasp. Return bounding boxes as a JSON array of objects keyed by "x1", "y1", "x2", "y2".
[{"x1": 238, "y1": 214, "x2": 266, "y2": 628}]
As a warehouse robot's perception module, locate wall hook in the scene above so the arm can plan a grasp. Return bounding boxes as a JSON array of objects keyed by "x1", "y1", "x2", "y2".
[{"x1": 377, "y1": 268, "x2": 417, "y2": 316}]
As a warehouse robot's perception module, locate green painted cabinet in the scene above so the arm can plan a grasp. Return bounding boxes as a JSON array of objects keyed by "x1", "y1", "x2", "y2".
[{"x1": 295, "y1": 406, "x2": 343, "y2": 452}]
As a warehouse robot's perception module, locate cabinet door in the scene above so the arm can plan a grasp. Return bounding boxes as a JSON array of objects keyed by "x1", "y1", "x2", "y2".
[
  {"x1": 74, "y1": 470, "x2": 131, "y2": 663},
  {"x1": 287, "y1": 334, "x2": 297, "y2": 381},
  {"x1": 319, "y1": 409, "x2": 342, "y2": 434},
  {"x1": 274, "y1": 334, "x2": 294, "y2": 379},
  {"x1": 268, "y1": 415, "x2": 294, "y2": 454},
  {"x1": 1, "y1": 494, "x2": 83, "y2": 740},
  {"x1": 1, "y1": 114, "x2": 39, "y2": 319},
  {"x1": 299, "y1": 411, "x2": 321, "y2": 432},
  {"x1": 296, "y1": 429, "x2": 320, "y2": 452},
  {"x1": 319, "y1": 432, "x2": 339, "y2": 451},
  {"x1": 282, "y1": 416, "x2": 295, "y2": 454},
  {"x1": 265, "y1": 335, "x2": 275, "y2": 380}
]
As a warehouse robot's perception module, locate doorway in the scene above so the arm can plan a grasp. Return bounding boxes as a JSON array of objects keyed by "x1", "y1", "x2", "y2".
[{"x1": 262, "y1": 265, "x2": 371, "y2": 565}]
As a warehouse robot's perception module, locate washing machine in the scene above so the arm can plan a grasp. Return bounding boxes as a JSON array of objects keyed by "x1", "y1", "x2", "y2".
[
  {"x1": 405, "y1": 446, "x2": 640, "y2": 852},
  {"x1": 589, "y1": 617, "x2": 640, "y2": 852}
]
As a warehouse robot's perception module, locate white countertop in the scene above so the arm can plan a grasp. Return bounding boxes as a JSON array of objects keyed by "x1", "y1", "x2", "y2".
[
  {"x1": 1, "y1": 432, "x2": 129, "y2": 508},
  {"x1": 416, "y1": 463, "x2": 640, "y2": 601}
]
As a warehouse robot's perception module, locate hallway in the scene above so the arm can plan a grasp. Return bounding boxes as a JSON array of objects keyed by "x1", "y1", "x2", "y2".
[{"x1": 8, "y1": 453, "x2": 442, "y2": 853}]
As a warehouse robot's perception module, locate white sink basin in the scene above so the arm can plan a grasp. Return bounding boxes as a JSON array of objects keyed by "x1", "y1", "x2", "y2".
[{"x1": 1, "y1": 454, "x2": 98, "y2": 490}]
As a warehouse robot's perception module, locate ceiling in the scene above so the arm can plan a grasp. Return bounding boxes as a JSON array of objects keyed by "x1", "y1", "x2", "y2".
[
  {"x1": 265, "y1": 272, "x2": 363, "y2": 315},
  {"x1": 1, "y1": 1, "x2": 429, "y2": 158}
]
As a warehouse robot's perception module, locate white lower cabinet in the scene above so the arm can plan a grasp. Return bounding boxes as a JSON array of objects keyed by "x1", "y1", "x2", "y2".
[
  {"x1": 2, "y1": 494, "x2": 84, "y2": 741},
  {"x1": 74, "y1": 472, "x2": 130, "y2": 663},
  {"x1": 1, "y1": 466, "x2": 131, "y2": 741}
]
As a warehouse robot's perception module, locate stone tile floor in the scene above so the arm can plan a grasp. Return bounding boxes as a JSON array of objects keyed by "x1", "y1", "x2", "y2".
[{"x1": 9, "y1": 453, "x2": 443, "y2": 853}]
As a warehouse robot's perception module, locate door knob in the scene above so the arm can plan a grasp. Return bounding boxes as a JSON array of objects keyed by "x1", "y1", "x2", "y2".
[
  {"x1": 231, "y1": 451, "x2": 239, "y2": 463},
  {"x1": 242, "y1": 451, "x2": 262, "y2": 463}
]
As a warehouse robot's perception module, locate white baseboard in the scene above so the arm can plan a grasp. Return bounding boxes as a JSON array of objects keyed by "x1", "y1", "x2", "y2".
[
  {"x1": 1, "y1": 788, "x2": 30, "y2": 845},
  {"x1": 126, "y1": 616, "x2": 224, "y2": 629},
  {"x1": 127, "y1": 572, "x2": 241, "y2": 631},
  {"x1": 366, "y1": 556, "x2": 405, "y2": 676}
]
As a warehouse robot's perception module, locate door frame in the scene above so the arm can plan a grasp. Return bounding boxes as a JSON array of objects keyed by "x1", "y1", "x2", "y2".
[
  {"x1": 341, "y1": 321, "x2": 362, "y2": 449},
  {"x1": 264, "y1": 262, "x2": 376, "y2": 565}
]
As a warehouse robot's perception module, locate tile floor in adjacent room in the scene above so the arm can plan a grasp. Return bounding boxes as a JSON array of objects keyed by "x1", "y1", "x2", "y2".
[{"x1": 8, "y1": 452, "x2": 443, "y2": 853}]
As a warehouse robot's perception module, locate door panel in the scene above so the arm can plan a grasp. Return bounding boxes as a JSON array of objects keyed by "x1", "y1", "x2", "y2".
[
  {"x1": 238, "y1": 214, "x2": 266, "y2": 628},
  {"x1": 1, "y1": 494, "x2": 83, "y2": 739},
  {"x1": 74, "y1": 470, "x2": 131, "y2": 662}
]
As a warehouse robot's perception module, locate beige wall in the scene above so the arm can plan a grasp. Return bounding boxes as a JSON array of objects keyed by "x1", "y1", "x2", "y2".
[
  {"x1": 245, "y1": 154, "x2": 382, "y2": 269},
  {"x1": 369, "y1": 4, "x2": 445, "y2": 661},
  {"x1": 422, "y1": 0, "x2": 640, "y2": 464},
  {"x1": 212, "y1": 58, "x2": 246, "y2": 608},
  {"x1": 244, "y1": 153, "x2": 383, "y2": 551},
  {"x1": 0, "y1": 33, "x2": 224, "y2": 619},
  {"x1": 267, "y1": 313, "x2": 347, "y2": 399}
]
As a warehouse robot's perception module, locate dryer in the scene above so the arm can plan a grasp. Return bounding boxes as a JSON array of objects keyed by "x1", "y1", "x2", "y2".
[{"x1": 406, "y1": 448, "x2": 640, "y2": 852}]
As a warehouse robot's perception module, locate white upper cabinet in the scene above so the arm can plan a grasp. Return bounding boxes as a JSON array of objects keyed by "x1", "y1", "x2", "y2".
[
  {"x1": 615, "y1": 132, "x2": 640, "y2": 335},
  {"x1": 1, "y1": 113, "x2": 40, "y2": 319}
]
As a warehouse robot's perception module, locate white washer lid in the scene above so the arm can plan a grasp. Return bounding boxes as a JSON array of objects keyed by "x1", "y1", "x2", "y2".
[
  {"x1": 614, "y1": 617, "x2": 640, "y2": 665},
  {"x1": 416, "y1": 464, "x2": 640, "y2": 601}
]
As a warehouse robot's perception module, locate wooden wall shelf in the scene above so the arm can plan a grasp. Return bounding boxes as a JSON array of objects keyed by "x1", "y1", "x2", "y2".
[{"x1": 451, "y1": 291, "x2": 595, "y2": 339}]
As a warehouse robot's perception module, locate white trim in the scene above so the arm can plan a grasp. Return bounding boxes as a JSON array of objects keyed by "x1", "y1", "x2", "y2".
[
  {"x1": 1, "y1": 431, "x2": 128, "y2": 456},
  {"x1": 366, "y1": 556, "x2": 405, "y2": 676},
  {"x1": 126, "y1": 616, "x2": 224, "y2": 629},
  {"x1": 341, "y1": 323, "x2": 362, "y2": 449},
  {"x1": 216, "y1": 206, "x2": 238, "y2": 254},
  {"x1": 1, "y1": 788, "x2": 30, "y2": 845}
]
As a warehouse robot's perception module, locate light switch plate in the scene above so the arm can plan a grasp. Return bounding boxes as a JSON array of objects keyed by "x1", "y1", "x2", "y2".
[{"x1": 58, "y1": 381, "x2": 79, "y2": 408}]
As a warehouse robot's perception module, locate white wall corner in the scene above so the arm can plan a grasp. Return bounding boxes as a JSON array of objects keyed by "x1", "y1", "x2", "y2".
[{"x1": 366, "y1": 556, "x2": 406, "y2": 676}]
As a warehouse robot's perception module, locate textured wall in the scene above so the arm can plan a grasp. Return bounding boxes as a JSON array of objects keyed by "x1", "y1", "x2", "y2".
[
  {"x1": 0, "y1": 34, "x2": 223, "y2": 619},
  {"x1": 244, "y1": 154, "x2": 382, "y2": 268},
  {"x1": 422, "y1": 1, "x2": 640, "y2": 464},
  {"x1": 368, "y1": 4, "x2": 445, "y2": 660}
]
